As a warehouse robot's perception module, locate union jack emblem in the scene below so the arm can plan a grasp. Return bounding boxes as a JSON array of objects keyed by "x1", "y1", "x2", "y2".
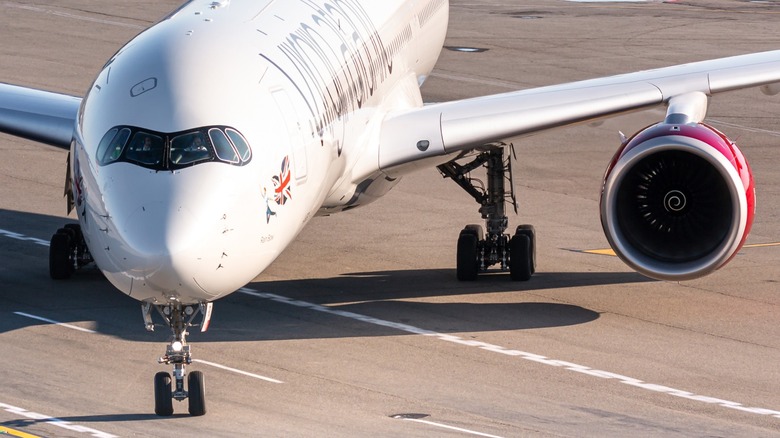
[{"x1": 272, "y1": 156, "x2": 292, "y2": 205}]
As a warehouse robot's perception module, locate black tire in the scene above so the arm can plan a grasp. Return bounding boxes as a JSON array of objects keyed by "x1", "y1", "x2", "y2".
[
  {"x1": 515, "y1": 224, "x2": 536, "y2": 275},
  {"x1": 188, "y1": 371, "x2": 206, "y2": 416},
  {"x1": 57, "y1": 226, "x2": 75, "y2": 240},
  {"x1": 456, "y1": 232, "x2": 479, "y2": 281},
  {"x1": 49, "y1": 232, "x2": 72, "y2": 280},
  {"x1": 510, "y1": 234, "x2": 532, "y2": 281},
  {"x1": 154, "y1": 372, "x2": 174, "y2": 416},
  {"x1": 64, "y1": 223, "x2": 83, "y2": 244},
  {"x1": 462, "y1": 224, "x2": 484, "y2": 241}
]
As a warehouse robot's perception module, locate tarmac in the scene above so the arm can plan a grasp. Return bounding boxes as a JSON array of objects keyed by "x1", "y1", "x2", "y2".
[{"x1": 1, "y1": 1, "x2": 779, "y2": 436}]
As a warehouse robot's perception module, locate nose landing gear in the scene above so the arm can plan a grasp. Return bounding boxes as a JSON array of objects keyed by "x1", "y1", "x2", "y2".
[
  {"x1": 439, "y1": 144, "x2": 536, "y2": 281},
  {"x1": 143, "y1": 302, "x2": 213, "y2": 416}
]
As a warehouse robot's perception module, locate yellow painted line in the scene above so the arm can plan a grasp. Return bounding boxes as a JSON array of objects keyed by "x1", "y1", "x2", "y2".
[
  {"x1": 744, "y1": 242, "x2": 780, "y2": 249},
  {"x1": 0, "y1": 426, "x2": 41, "y2": 438},
  {"x1": 581, "y1": 248, "x2": 616, "y2": 256},
  {"x1": 575, "y1": 242, "x2": 780, "y2": 257}
]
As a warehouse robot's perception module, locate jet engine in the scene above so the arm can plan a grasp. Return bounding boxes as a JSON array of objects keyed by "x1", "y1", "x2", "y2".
[{"x1": 600, "y1": 122, "x2": 755, "y2": 281}]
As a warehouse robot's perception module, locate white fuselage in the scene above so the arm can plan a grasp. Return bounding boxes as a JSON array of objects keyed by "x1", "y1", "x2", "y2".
[{"x1": 70, "y1": 0, "x2": 449, "y2": 304}]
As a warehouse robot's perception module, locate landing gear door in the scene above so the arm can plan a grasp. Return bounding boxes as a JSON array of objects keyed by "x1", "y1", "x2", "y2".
[{"x1": 271, "y1": 89, "x2": 308, "y2": 183}]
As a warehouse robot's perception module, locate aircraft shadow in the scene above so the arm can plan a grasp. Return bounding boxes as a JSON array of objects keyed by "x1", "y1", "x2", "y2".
[
  {"x1": 196, "y1": 269, "x2": 650, "y2": 341},
  {"x1": 0, "y1": 209, "x2": 653, "y2": 343},
  {"x1": 248, "y1": 268, "x2": 653, "y2": 304},
  {"x1": 2, "y1": 266, "x2": 650, "y2": 343}
]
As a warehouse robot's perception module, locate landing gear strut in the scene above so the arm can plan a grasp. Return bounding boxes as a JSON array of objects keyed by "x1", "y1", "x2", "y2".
[
  {"x1": 49, "y1": 223, "x2": 93, "y2": 279},
  {"x1": 438, "y1": 144, "x2": 536, "y2": 281},
  {"x1": 143, "y1": 302, "x2": 213, "y2": 416}
]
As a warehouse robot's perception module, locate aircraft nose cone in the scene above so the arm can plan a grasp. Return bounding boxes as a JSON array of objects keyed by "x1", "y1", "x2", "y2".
[
  {"x1": 99, "y1": 166, "x2": 266, "y2": 304},
  {"x1": 122, "y1": 201, "x2": 212, "y2": 299},
  {"x1": 125, "y1": 202, "x2": 195, "y2": 255}
]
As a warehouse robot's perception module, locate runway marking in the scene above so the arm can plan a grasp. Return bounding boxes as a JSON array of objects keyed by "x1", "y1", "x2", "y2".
[
  {"x1": 193, "y1": 359, "x2": 284, "y2": 384},
  {"x1": 13, "y1": 313, "x2": 284, "y2": 385},
  {"x1": 0, "y1": 403, "x2": 116, "y2": 438},
  {"x1": 567, "y1": 0, "x2": 664, "y2": 3},
  {"x1": 577, "y1": 248, "x2": 617, "y2": 256},
  {"x1": 0, "y1": 229, "x2": 49, "y2": 247},
  {"x1": 2, "y1": 2, "x2": 145, "y2": 30},
  {"x1": 573, "y1": 242, "x2": 780, "y2": 257},
  {"x1": 240, "y1": 288, "x2": 780, "y2": 420},
  {"x1": 3, "y1": 228, "x2": 779, "y2": 419},
  {"x1": 0, "y1": 425, "x2": 41, "y2": 438},
  {"x1": 5, "y1": 273, "x2": 282, "y2": 386},
  {"x1": 392, "y1": 415, "x2": 504, "y2": 438},
  {"x1": 13, "y1": 312, "x2": 97, "y2": 334},
  {"x1": 743, "y1": 242, "x2": 780, "y2": 249},
  {"x1": 709, "y1": 119, "x2": 780, "y2": 137},
  {"x1": 430, "y1": 72, "x2": 520, "y2": 90}
]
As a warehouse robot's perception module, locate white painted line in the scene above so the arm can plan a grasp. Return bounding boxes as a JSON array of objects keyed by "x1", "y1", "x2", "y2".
[
  {"x1": 240, "y1": 288, "x2": 780, "y2": 420},
  {"x1": 0, "y1": 228, "x2": 50, "y2": 247},
  {"x1": 193, "y1": 359, "x2": 284, "y2": 384},
  {"x1": 238, "y1": 288, "x2": 436, "y2": 336},
  {"x1": 14, "y1": 314, "x2": 284, "y2": 384},
  {"x1": 709, "y1": 118, "x2": 780, "y2": 137},
  {"x1": 397, "y1": 417, "x2": 505, "y2": 438},
  {"x1": 2, "y1": 229, "x2": 284, "y2": 385},
  {"x1": 430, "y1": 72, "x2": 520, "y2": 90},
  {"x1": 3, "y1": 2, "x2": 145, "y2": 29},
  {"x1": 13, "y1": 312, "x2": 97, "y2": 334},
  {"x1": 0, "y1": 402, "x2": 116, "y2": 438},
  {"x1": 567, "y1": 0, "x2": 653, "y2": 3},
  {"x1": 4, "y1": 228, "x2": 779, "y2": 419}
]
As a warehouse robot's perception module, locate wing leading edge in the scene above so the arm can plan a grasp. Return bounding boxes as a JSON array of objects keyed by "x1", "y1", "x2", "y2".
[
  {"x1": 378, "y1": 49, "x2": 780, "y2": 174},
  {"x1": 0, "y1": 83, "x2": 81, "y2": 149}
]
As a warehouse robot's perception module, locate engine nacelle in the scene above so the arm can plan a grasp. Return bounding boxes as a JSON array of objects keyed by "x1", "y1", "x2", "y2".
[{"x1": 600, "y1": 122, "x2": 755, "y2": 281}]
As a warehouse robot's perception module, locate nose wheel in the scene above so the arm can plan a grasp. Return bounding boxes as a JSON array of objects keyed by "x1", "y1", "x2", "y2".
[
  {"x1": 154, "y1": 372, "x2": 174, "y2": 416},
  {"x1": 144, "y1": 302, "x2": 212, "y2": 416}
]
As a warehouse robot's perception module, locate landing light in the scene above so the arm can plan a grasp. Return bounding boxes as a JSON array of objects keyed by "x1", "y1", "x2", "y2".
[{"x1": 171, "y1": 341, "x2": 183, "y2": 352}]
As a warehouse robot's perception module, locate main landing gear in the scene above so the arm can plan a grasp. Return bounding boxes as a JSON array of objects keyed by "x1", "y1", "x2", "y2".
[
  {"x1": 438, "y1": 144, "x2": 536, "y2": 281},
  {"x1": 49, "y1": 223, "x2": 93, "y2": 279},
  {"x1": 143, "y1": 301, "x2": 213, "y2": 416}
]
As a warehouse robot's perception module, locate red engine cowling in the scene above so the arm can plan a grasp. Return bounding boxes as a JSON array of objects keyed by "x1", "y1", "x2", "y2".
[{"x1": 600, "y1": 122, "x2": 755, "y2": 281}]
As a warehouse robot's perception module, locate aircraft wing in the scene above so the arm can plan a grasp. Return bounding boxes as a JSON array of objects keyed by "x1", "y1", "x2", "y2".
[
  {"x1": 0, "y1": 83, "x2": 82, "y2": 149},
  {"x1": 378, "y1": 49, "x2": 780, "y2": 174}
]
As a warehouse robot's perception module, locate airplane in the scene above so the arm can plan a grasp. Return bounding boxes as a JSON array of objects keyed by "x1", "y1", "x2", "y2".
[{"x1": 1, "y1": 0, "x2": 779, "y2": 417}]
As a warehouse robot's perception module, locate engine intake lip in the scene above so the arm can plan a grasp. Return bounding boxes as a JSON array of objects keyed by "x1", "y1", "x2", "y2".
[{"x1": 601, "y1": 135, "x2": 748, "y2": 281}]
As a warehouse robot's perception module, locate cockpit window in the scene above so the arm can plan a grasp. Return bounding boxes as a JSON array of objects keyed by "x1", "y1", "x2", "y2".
[
  {"x1": 97, "y1": 127, "x2": 131, "y2": 165},
  {"x1": 96, "y1": 125, "x2": 252, "y2": 170},
  {"x1": 208, "y1": 128, "x2": 239, "y2": 163},
  {"x1": 96, "y1": 128, "x2": 119, "y2": 164},
  {"x1": 171, "y1": 131, "x2": 213, "y2": 165},
  {"x1": 226, "y1": 129, "x2": 252, "y2": 162},
  {"x1": 125, "y1": 132, "x2": 164, "y2": 166}
]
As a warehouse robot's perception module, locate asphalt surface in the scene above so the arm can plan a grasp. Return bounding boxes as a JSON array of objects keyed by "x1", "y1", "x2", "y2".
[{"x1": 1, "y1": 1, "x2": 780, "y2": 436}]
